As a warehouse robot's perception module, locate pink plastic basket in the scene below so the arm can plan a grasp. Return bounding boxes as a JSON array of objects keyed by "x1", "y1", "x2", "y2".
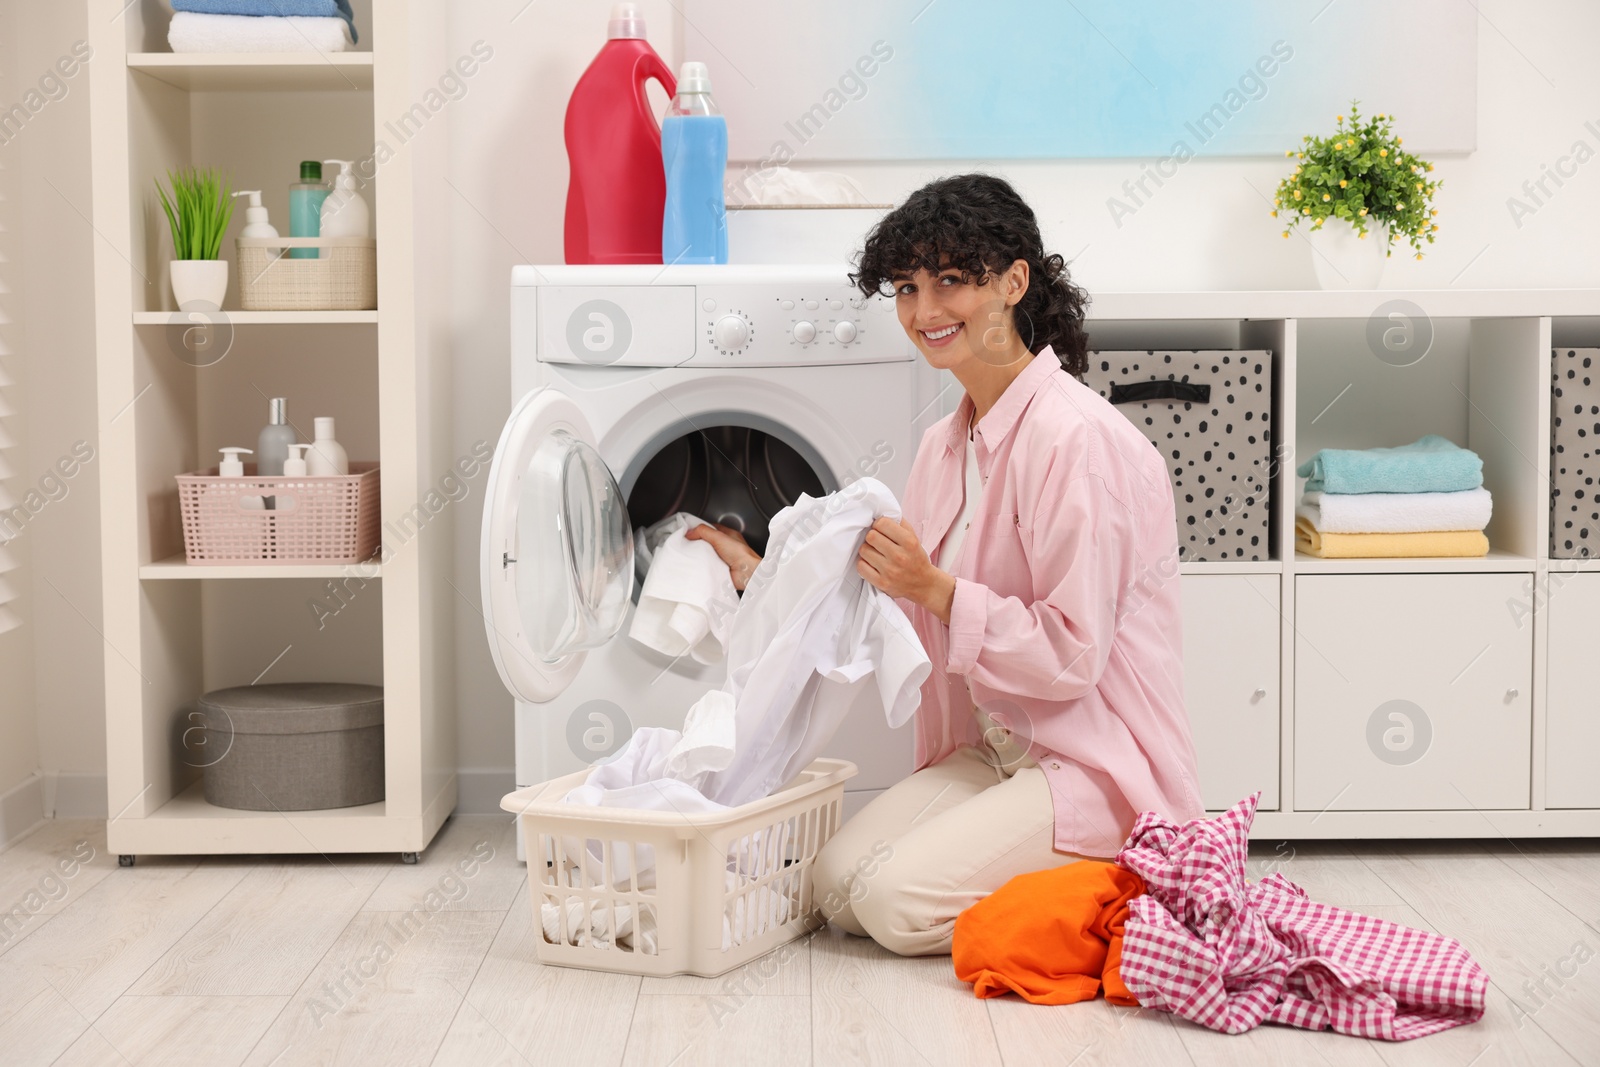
[{"x1": 176, "y1": 463, "x2": 380, "y2": 565}]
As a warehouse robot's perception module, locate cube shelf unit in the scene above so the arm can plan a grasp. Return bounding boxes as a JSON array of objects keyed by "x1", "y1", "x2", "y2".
[
  {"x1": 1082, "y1": 289, "x2": 1600, "y2": 837},
  {"x1": 87, "y1": 2, "x2": 456, "y2": 858}
]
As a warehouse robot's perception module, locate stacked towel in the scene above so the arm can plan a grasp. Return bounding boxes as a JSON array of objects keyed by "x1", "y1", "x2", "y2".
[
  {"x1": 1294, "y1": 435, "x2": 1492, "y2": 559},
  {"x1": 168, "y1": 0, "x2": 357, "y2": 54}
]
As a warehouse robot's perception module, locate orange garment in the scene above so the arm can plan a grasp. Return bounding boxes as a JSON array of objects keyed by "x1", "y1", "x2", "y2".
[{"x1": 952, "y1": 860, "x2": 1145, "y2": 1006}]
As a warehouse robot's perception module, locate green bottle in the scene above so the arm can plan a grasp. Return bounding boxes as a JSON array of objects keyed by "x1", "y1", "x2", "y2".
[{"x1": 288, "y1": 160, "x2": 329, "y2": 260}]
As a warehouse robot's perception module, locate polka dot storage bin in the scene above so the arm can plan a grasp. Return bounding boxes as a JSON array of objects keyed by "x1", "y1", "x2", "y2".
[
  {"x1": 1550, "y1": 347, "x2": 1600, "y2": 558},
  {"x1": 1085, "y1": 350, "x2": 1274, "y2": 562}
]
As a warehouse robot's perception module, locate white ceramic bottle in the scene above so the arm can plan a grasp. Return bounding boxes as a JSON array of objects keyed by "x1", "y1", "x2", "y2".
[{"x1": 307, "y1": 417, "x2": 349, "y2": 476}]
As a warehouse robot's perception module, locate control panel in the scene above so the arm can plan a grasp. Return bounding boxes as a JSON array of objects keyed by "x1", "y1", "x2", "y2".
[{"x1": 533, "y1": 268, "x2": 913, "y2": 367}]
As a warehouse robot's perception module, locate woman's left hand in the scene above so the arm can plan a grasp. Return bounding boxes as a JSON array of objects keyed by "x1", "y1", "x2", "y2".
[{"x1": 857, "y1": 517, "x2": 957, "y2": 623}]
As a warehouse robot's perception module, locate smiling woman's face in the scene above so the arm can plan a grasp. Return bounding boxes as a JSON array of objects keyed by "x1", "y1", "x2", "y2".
[{"x1": 890, "y1": 259, "x2": 1030, "y2": 371}]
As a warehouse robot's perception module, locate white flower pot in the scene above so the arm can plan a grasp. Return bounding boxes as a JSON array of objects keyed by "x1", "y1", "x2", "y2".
[
  {"x1": 1304, "y1": 218, "x2": 1388, "y2": 290},
  {"x1": 170, "y1": 259, "x2": 228, "y2": 310}
]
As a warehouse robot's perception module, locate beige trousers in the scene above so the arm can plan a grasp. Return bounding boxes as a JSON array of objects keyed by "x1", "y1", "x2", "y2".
[{"x1": 811, "y1": 744, "x2": 1103, "y2": 957}]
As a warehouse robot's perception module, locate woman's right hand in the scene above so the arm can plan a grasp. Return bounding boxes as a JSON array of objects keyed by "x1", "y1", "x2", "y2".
[{"x1": 685, "y1": 522, "x2": 762, "y2": 591}]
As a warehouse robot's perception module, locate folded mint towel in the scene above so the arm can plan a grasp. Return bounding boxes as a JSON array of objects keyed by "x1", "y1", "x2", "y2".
[
  {"x1": 171, "y1": 0, "x2": 357, "y2": 43},
  {"x1": 1296, "y1": 434, "x2": 1484, "y2": 494}
]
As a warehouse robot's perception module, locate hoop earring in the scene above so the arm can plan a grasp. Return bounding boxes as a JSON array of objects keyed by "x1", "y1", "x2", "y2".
[{"x1": 1011, "y1": 305, "x2": 1036, "y2": 351}]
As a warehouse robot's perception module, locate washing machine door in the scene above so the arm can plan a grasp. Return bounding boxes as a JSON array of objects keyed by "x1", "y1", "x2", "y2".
[{"x1": 481, "y1": 387, "x2": 634, "y2": 703}]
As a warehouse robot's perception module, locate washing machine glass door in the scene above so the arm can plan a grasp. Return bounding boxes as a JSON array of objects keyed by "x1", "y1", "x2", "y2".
[{"x1": 481, "y1": 387, "x2": 634, "y2": 703}]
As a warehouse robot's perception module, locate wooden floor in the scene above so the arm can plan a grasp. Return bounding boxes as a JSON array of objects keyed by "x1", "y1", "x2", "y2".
[{"x1": 1, "y1": 816, "x2": 1597, "y2": 1066}]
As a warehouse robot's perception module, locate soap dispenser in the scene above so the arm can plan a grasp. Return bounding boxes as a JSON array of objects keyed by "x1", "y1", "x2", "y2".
[
  {"x1": 283, "y1": 443, "x2": 312, "y2": 477},
  {"x1": 318, "y1": 159, "x2": 369, "y2": 258},
  {"x1": 307, "y1": 417, "x2": 349, "y2": 476},
  {"x1": 218, "y1": 447, "x2": 252, "y2": 476},
  {"x1": 231, "y1": 191, "x2": 279, "y2": 238},
  {"x1": 217, "y1": 447, "x2": 264, "y2": 509}
]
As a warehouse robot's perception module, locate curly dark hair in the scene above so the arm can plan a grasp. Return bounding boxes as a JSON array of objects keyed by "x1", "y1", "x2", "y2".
[{"x1": 849, "y1": 173, "x2": 1090, "y2": 376}]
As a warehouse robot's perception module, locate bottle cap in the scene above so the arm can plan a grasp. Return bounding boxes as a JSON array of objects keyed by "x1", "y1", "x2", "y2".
[
  {"x1": 269, "y1": 397, "x2": 287, "y2": 424},
  {"x1": 283, "y1": 443, "x2": 312, "y2": 477},
  {"x1": 300, "y1": 160, "x2": 323, "y2": 182},
  {"x1": 607, "y1": 2, "x2": 645, "y2": 39},
  {"x1": 677, "y1": 61, "x2": 712, "y2": 94},
  {"x1": 314, "y1": 416, "x2": 337, "y2": 439},
  {"x1": 218, "y1": 447, "x2": 253, "y2": 477}
]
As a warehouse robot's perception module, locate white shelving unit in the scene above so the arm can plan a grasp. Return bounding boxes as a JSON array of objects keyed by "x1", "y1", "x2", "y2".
[
  {"x1": 1083, "y1": 290, "x2": 1600, "y2": 837},
  {"x1": 88, "y1": 2, "x2": 455, "y2": 860}
]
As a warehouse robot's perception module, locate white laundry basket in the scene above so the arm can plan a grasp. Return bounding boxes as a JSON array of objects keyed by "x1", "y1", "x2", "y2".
[{"x1": 500, "y1": 758, "x2": 856, "y2": 977}]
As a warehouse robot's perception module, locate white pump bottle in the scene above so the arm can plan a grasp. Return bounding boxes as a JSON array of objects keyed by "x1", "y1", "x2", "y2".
[
  {"x1": 230, "y1": 191, "x2": 279, "y2": 238},
  {"x1": 318, "y1": 159, "x2": 369, "y2": 258}
]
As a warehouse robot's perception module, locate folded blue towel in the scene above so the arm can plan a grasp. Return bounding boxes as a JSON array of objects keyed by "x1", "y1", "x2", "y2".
[
  {"x1": 170, "y1": 0, "x2": 357, "y2": 43},
  {"x1": 1296, "y1": 434, "x2": 1484, "y2": 494}
]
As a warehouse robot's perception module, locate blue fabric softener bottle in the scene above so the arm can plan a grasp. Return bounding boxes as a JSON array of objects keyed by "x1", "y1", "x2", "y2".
[{"x1": 661, "y1": 61, "x2": 728, "y2": 265}]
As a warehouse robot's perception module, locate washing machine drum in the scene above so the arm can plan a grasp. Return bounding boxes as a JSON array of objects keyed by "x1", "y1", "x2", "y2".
[{"x1": 627, "y1": 425, "x2": 826, "y2": 557}]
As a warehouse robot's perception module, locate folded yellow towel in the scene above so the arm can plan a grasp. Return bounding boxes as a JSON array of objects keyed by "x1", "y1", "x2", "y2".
[{"x1": 1295, "y1": 517, "x2": 1490, "y2": 558}]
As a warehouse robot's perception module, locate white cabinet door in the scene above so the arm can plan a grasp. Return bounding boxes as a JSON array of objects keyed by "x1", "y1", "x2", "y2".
[
  {"x1": 1545, "y1": 572, "x2": 1600, "y2": 808},
  {"x1": 1294, "y1": 574, "x2": 1531, "y2": 811},
  {"x1": 1182, "y1": 574, "x2": 1281, "y2": 810}
]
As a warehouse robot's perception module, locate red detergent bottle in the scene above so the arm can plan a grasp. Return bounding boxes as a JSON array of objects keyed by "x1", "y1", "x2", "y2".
[{"x1": 563, "y1": 3, "x2": 677, "y2": 264}]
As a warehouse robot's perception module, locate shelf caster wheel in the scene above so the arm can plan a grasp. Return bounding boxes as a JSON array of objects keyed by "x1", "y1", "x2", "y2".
[
  {"x1": 118, "y1": 855, "x2": 136, "y2": 868},
  {"x1": 400, "y1": 852, "x2": 419, "y2": 865}
]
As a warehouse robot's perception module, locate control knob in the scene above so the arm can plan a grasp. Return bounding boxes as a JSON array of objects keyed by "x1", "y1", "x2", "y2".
[{"x1": 713, "y1": 314, "x2": 751, "y2": 351}]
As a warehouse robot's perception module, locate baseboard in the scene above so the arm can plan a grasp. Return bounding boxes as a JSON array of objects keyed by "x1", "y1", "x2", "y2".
[
  {"x1": 0, "y1": 775, "x2": 45, "y2": 849},
  {"x1": 40, "y1": 772, "x2": 107, "y2": 820},
  {"x1": 455, "y1": 769, "x2": 516, "y2": 815}
]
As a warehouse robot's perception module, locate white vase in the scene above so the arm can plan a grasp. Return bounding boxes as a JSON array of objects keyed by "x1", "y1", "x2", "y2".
[
  {"x1": 170, "y1": 259, "x2": 228, "y2": 310},
  {"x1": 1304, "y1": 218, "x2": 1388, "y2": 290}
]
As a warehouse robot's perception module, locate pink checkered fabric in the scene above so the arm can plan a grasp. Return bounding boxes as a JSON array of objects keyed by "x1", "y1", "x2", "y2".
[{"x1": 1113, "y1": 792, "x2": 1488, "y2": 1040}]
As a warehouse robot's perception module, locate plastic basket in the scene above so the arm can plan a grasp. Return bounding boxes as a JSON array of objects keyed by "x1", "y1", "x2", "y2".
[
  {"x1": 500, "y1": 758, "x2": 856, "y2": 977},
  {"x1": 175, "y1": 462, "x2": 380, "y2": 565},
  {"x1": 236, "y1": 236, "x2": 376, "y2": 311}
]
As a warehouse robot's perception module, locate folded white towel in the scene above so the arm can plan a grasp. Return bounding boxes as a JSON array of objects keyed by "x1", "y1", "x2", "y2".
[
  {"x1": 168, "y1": 11, "x2": 353, "y2": 53},
  {"x1": 628, "y1": 512, "x2": 738, "y2": 665},
  {"x1": 1297, "y1": 486, "x2": 1493, "y2": 534}
]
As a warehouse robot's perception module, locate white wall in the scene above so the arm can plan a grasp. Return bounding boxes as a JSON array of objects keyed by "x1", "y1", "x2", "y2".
[
  {"x1": 7, "y1": 0, "x2": 1598, "y2": 814},
  {"x1": 3, "y1": 0, "x2": 103, "y2": 827}
]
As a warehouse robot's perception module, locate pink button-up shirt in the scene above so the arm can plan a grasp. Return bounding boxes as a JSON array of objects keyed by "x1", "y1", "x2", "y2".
[{"x1": 898, "y1": 346, "x2": 1205, "y2": 857}]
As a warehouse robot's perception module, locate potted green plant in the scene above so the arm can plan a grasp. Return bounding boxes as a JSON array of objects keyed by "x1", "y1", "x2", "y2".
[
  {"x1": 157, "y1": 167, "x2": 234, "y2": 309},
  {"x1": 1272, "y1": 103, "x2": 1440, "y2": 289}
]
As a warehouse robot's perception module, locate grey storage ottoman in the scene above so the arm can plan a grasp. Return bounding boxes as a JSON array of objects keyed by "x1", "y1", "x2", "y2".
[
  {"x1": 1551, "y1": 347, "x2": 1600, "y2": 558},
  {"x1": 1085, "y1": 349, "x2": 1275, "y2": 561},
  {"x1": 199, "y1": 682, "x2": 384, "y2": 811}
]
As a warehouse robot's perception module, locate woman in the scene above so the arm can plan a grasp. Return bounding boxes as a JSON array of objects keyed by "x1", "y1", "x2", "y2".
[{"x1": 688, "y1": 173, "x2": 1204, "y2": 956}]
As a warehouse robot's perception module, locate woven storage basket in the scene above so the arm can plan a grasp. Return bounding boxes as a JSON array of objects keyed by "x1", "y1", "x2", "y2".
[
  {"x1": 501, "y1": 758, "x2": 855, "y2": 978},
  {"x1": 236, "y1": 236, "x2": 376, "y2": 311},
  {"x1": 176, "y1": 462, "x2": 380, "y2": 564}
]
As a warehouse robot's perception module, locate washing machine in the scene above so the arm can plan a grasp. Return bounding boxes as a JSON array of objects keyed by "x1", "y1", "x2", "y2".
[{"x1": 481, "y1": 264, "x2": 939, "y2": 828}]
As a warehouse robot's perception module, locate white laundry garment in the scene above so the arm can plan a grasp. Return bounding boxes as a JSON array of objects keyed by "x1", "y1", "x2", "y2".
[
  {"x1": 539, "y1": 872, "x2": 797, "y2": 954},
  {"x1": 696, "y1": 477, "x2": 931, "y2": 807},
  {"x1": 628, "y1": 512, "x2": 740, "y2": 664},
  {"x1": 559, "y1": 478, "x2": 931, "y2": 885}
]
